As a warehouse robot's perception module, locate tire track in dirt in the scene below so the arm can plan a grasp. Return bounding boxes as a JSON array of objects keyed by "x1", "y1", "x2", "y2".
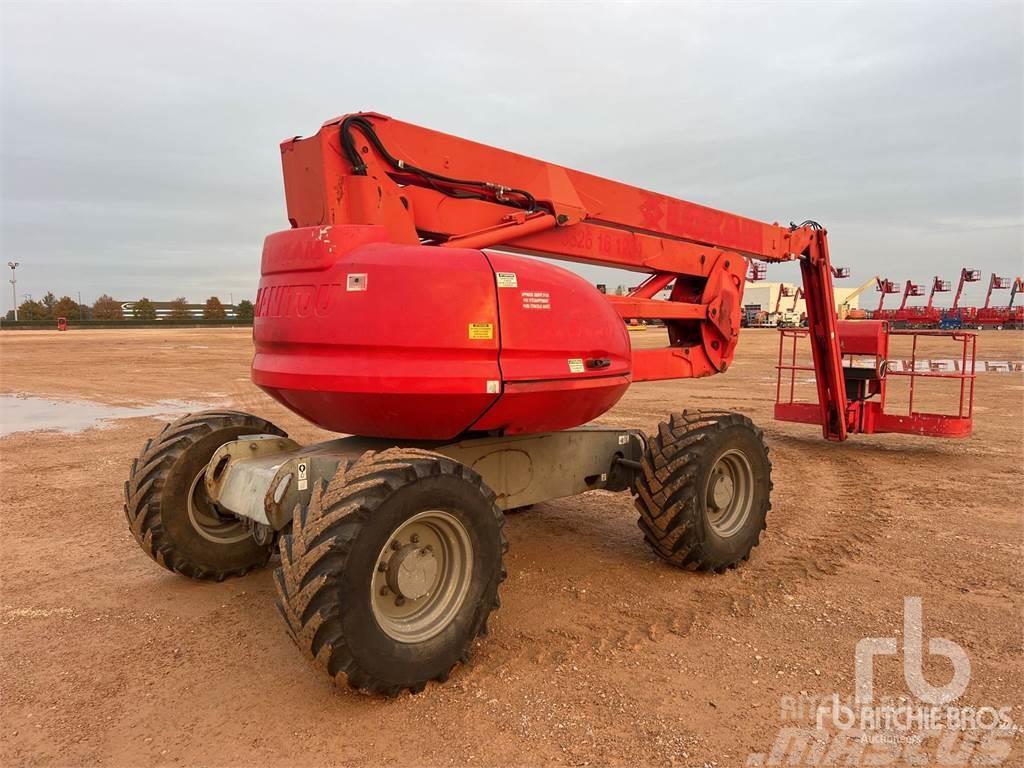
[{"x1": 750, "y1": 433, "x2": 896, "y2": 588}]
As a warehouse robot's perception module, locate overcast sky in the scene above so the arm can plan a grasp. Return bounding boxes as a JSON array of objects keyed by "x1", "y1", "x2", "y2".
[{"x1": 1, "y1": 1, "x2": 1021, "y2": 311}]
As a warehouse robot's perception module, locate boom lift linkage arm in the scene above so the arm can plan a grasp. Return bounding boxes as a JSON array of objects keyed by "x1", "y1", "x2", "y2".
[{"x1": 282, "y1": 113, "x2": 850, "y2": 439}]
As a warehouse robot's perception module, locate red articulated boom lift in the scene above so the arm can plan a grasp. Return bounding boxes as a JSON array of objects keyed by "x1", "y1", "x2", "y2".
[
  {"x1": 774, "y1": 284, "x2": 796, "y2": 323},
  {"x1": 943, "y1": 268, "x2": 982, "y2": 328},
  {"x1": 976, "y1": 273, "x2": 1012, "y2": 329},
  {"x1": 123, "y1": 112, "x2": 977, "y2": 695},
  {"x1": 917, "y1": 276, "x2": 952, "y2": 329},
  {"x1": 890, "y1": 280, "x2": 926, "y2": 328},
  {"x1": 1007, "y1": 277, "x2": 1024, "y2": 329},
  {"x1": 873, "y1": 277, "x2": 901, "y2": 319}
]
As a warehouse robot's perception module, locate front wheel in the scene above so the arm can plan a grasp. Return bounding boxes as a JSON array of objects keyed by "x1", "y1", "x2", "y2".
[
  {"x1": 274, "y1": 448, "x2": 507, "y2": 696},
  {"x1": 632, "y1": 410, "x2": 772, "y2": 572},
  {"x1": 124, "y1": 410, "x2": 287, "y2": 580}
]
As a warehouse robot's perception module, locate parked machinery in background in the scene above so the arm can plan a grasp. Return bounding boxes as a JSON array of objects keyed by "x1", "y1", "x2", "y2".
[
  {"x1": 916, "y1": 276, "x2": 952, "y2": 329},
  {"x1": 840, "y1": 275, "x2": 879, "y2": 320},
  {"x1": 1007, "y1": 277, "x2": 1024, "y2": 330},
  {"x1": 941, "y1": 268, "x2": 982, "y2": 329},
  {"x1": 872, "y1": 278, "x2": 901, "y2": 320},
  {"x1": 976, "y1": 274, "x2": 1012, "y2": 329},
  {"x1": 890, "y1": 280, "x2": 926, "y2": 328},
  {"x1": 773, "y1": 284, "x2": 796, "y2": 327}
]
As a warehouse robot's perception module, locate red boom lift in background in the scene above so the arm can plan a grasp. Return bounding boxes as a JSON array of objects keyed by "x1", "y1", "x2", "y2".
[
  {"x1": 976, "y1": 273, "x2": 1012, "y2": 328},
  {"x1": 873, "y1": 278, "x2": 901, "y2": 319},
  {"x1": 890, "y1": 280, "x2": 926, "y2": 328},
  {"x1": 944, "y1": 268, "x2": 982, "y2": 327},
  {"x1": 122, "y1": 112, "x2": 978, "y2": 695},
  {"x1": 1008, "y1": 277, "x2": 1024, "y2": 329},
  {"x1": 923, "y1": 276, "x2": 952, "y2": 328}
]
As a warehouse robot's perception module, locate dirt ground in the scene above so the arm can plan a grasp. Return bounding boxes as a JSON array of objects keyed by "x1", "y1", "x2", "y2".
[{"x1": 1, "y1": 327, "x2": 1022, "y2": 767}]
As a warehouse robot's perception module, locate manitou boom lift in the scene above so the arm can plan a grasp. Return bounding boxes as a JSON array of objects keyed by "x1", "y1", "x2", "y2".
[
  {"x1": 977, "y1": 274, "x2": 1013, "y2": 328},
  {"x1": 122, "y1": 112, "x2": 978, "y2": 696},
  {"x1": 1007, "y1": 277, "x2": 1024, "y2": 329},
  {"x1": 874, "y1": 278, "x2": 901, "y2": 317},
  {"x1": 943, "y1": 268, "x2": 982, "y2": 328},
  {"x1": 891, "y1": 280, "x2": 926, "y2": 328},
  {"x1": 778, "y1": 284, "x2": 794, "y2": 313},
  {"x1": 904, "y1": 276, "x2": 952, "y2": 329},
  {"x1": 927, "y1": 277, "x2": 951, "y2": 312}
]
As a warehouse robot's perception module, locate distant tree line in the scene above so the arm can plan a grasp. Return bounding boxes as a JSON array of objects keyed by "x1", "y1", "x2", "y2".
[{"x1": 11, "y1": 293, "x2": 254, "y2": 322}]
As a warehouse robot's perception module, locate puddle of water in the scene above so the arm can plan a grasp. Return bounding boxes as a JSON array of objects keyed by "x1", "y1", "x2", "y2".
[{"x1": 0, "y1": 395, "x2": 210, "y2": 437}]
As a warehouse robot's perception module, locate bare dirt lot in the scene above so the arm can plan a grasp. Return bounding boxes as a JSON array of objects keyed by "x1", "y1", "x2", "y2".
[{"x1": 2, "y1": 328, "x2": 1022, "y2": 767}]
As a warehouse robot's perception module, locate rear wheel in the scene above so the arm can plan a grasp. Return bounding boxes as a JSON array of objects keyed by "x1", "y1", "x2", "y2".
[
  {"x1": 274, "y1": 448, "x2": 506, "y2": 696},
  {"x1": 124, "y1": 410, "x2": 286, "y2": 580},
  {"x1": 632, "y1": 410, "x2": 771, "y2": 572}
]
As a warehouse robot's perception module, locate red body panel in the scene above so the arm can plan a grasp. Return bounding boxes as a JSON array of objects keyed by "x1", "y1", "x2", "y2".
[{"x1": 253, "y1": 226, "x2": 633, "y2": 439}]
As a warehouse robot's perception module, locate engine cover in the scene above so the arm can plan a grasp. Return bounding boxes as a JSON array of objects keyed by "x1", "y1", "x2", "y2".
[{"x1": 252, "y1": 225, "x2": 632, "y2": 440}]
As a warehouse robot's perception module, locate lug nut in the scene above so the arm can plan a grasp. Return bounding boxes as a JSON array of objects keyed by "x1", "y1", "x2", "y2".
[
  {"x1": 380, "y1": 586, "x2": 389, "y2": 596},
  {"x1": 391, "y1": 539, "x2": 401, "y2": 551},
  {"x1": 395, "y1": 596, "x2": 406, "y2": 606},
  {"x1": 378, "y1": 561, "x2": 387, "y2": 572},
  {"x1": 410, "y1": 533, "x2": 419, "y2": 543}
]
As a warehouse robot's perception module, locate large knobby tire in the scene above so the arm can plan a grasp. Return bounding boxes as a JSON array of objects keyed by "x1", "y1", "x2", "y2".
[
  {"x1": 633, "y1": 410, "x2": 772, "y2": 572},
  {"x1": 274, "y1": 448, "x2": 507, "y2": 696},
  {"x1": 124, "y1": 410, "x2": 286, "y2": 580}
]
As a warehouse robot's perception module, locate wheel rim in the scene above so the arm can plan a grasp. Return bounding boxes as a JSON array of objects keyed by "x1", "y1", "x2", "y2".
[
  {"x1": 704, "y1": 448, "x2": 754, "y2": 538},
  {"x1": 186, "y1": 470, "x2": 250, "y2": 544},
  {"x1": 371, "y1": 510, "x2": 474, "y2": 644}
]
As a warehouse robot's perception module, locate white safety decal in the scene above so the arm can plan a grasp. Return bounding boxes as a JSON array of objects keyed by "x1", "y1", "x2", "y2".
[
  {"x1": 297, "y1": 460, "x2": 309, "y2": 491},
  {"x1": 486, "y1": 380, "x2": 500, "y2": 394},
  {"x1": 346, "y1": 273, "x2": 368, "y2": 291},
  {"x1": 522, "y1": 291, "x2": 551, "y2": 310},
  {"x1": 568, "y1": 358, "x2": 585, "y2": 373},
  {"x1": 496, "y1": 272, "x2": 518, "y2": 288}
]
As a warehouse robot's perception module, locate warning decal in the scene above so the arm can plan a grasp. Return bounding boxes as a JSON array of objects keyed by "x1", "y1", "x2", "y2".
[
  {"x1": 297, "y1": 460, "x2": 309, "y2": 491},
  {"x1": 468, "y1": 323, "x2": 494, "y2": 340},
  {"x1": 522, "y1": 291, "x2": 551, "y2": 310},
  {"x1": 568, "y1": 358, "x2": 585, "y2": 373},
  {"x1": 496, "y1": 272, "x2": 518, "y2": 288}
]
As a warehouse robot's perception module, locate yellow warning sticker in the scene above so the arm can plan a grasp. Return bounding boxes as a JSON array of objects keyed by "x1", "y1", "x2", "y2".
[{"x1": 468, "y1": 322, "x2": 494, "y2": 340}]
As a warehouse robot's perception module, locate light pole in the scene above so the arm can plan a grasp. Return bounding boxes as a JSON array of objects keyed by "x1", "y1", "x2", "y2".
[{"x1": 8, "y1": 262, "x2": 18, "y2": 321}]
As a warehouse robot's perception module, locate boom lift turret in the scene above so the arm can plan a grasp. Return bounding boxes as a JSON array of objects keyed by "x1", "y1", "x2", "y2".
[{"x1": 121, "y1": 112, "x2": 977, "y2": 696}]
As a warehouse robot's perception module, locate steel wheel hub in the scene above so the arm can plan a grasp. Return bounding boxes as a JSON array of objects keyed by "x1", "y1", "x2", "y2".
[
  {"x1": 387, "y1": 544, "x2": 439, "y2": 600},
  {"x1": 371, "y1": 510, "x2": 473, "y2": 643},
  {"x1": 704, "y1": 448, "x2": 754, "y2": 538},
  {"x1": 187, "y1": 469, "x2": 249, "y2": 544}
]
